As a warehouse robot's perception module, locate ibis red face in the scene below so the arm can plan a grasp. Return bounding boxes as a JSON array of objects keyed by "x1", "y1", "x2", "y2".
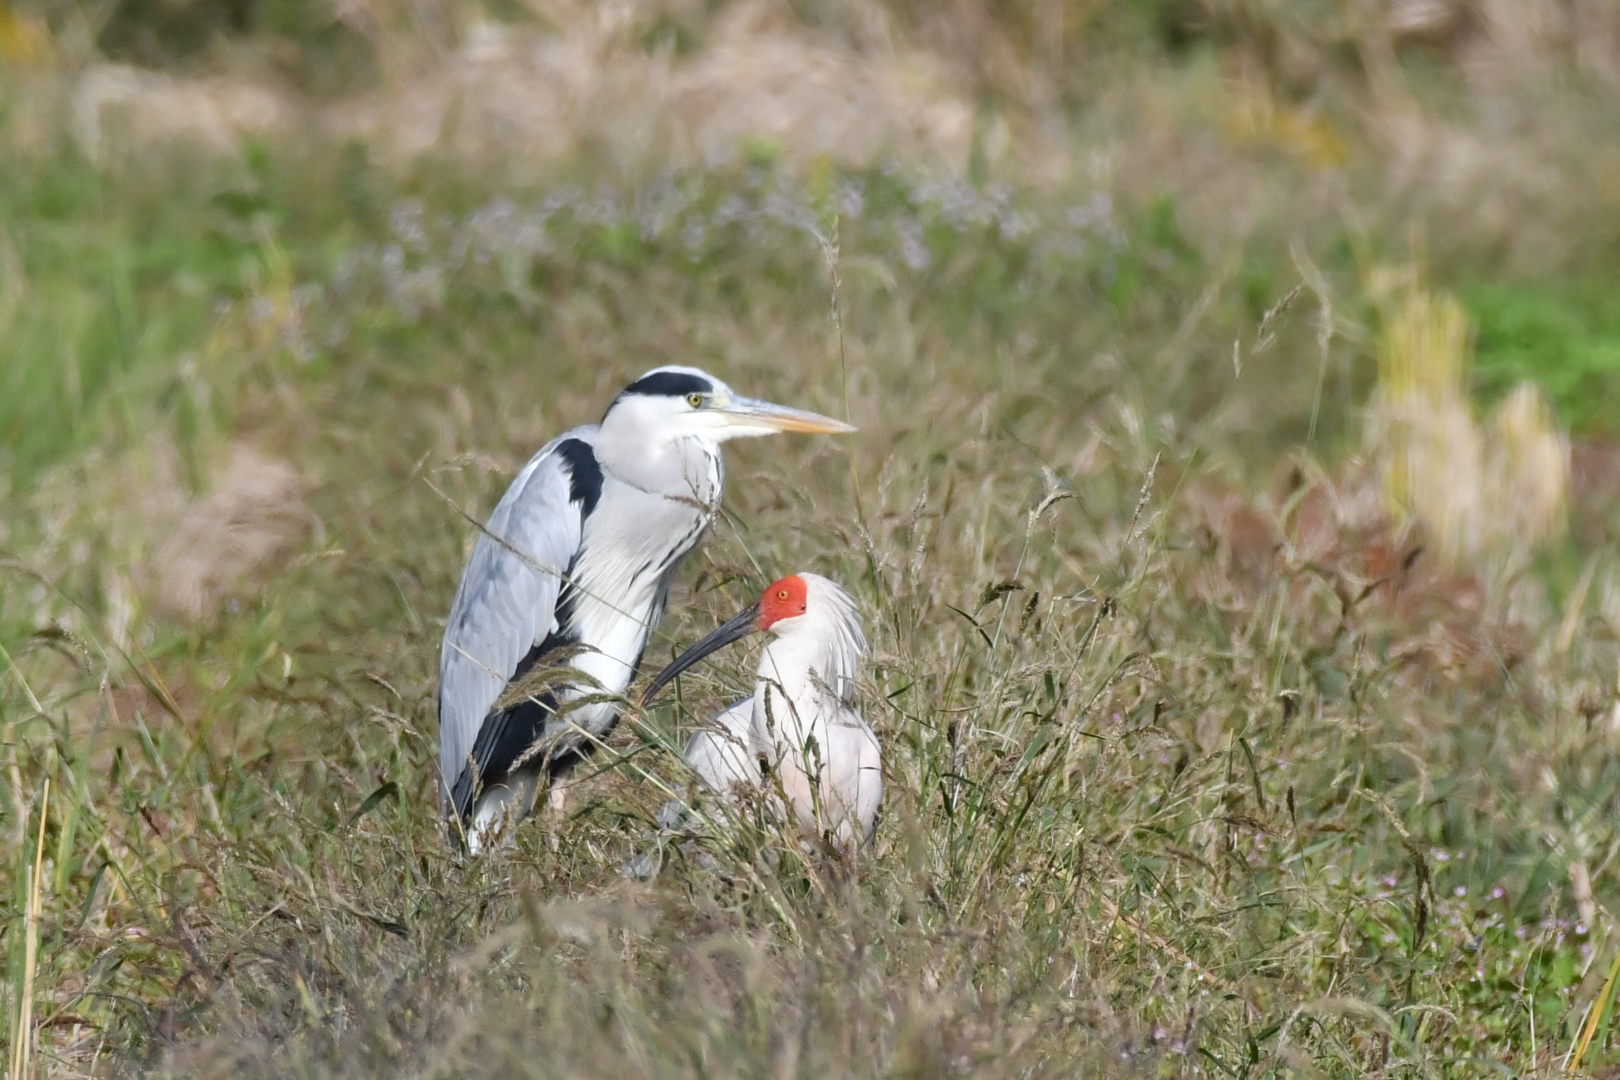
[{"x1": 758, "y1": 575, "x2": 808, "y2": 630}]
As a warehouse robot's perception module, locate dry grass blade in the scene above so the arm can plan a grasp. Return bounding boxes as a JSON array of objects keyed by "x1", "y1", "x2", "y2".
[
  {"x1": 9, "y1": 777, "x2": 48, "y2": 1080},
  {"x1": 1568, "y1": 940, "x2": 1620, "y2": 1076}
]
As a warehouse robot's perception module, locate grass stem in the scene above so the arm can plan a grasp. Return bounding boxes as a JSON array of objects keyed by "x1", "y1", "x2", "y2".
[{"x1": 9, "y1": 776, "x2": 48, "y2": 1080}]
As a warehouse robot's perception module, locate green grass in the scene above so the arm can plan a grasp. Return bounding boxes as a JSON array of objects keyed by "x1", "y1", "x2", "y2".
[
  {"x1": 1463, "y1": 280, "x2": 1620, "y2": 436},
  {"x1": 4, "y1": 25, "x2": 1620, "y2": 1077},
  {"x1": 0, "y1": 147, "x2": 271, "y2": 488}
]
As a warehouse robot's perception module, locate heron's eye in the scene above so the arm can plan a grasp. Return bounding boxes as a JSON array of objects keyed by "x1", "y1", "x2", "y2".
[
  {"x1": 686, "y1": 392, "x2": 705, "y2": 408},
  {"x1": 776, "y1": 590, "x2": 789, "y2": 601}
]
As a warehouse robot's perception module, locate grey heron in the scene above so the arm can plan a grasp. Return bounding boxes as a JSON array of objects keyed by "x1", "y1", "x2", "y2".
[
  {"x1": 640, "y1": 572, "x2": 881, "y2": 857},
  {"x1": 439, "y1": 369, "x2": 854, "y2": 852}
]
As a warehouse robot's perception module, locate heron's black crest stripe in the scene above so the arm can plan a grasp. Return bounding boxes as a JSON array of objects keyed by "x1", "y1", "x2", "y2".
[
  {"x1": 554, "y1": 438, "x2": 603, "y2": 517},
  {"x1": 619, "y1": 371, "x2": 713, "y2": 399}
]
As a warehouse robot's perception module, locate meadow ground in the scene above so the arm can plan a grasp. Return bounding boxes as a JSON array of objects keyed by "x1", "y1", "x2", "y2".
[{"x1": 5, "y1": 2, "x2": 1620, "y2": 1076}]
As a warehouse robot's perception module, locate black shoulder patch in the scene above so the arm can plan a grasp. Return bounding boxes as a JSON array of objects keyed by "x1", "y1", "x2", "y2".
[
  {"x1": 619, "y1": 370, "x2": 713, "y2": 399},
  {"x1": 554, "y1": 438, "x2": 603, "y2": 517}
]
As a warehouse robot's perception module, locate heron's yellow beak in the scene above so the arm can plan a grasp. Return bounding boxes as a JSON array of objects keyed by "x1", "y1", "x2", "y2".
[{"x1": 715, "y1": 396, "x2": 857, "y2": 435}]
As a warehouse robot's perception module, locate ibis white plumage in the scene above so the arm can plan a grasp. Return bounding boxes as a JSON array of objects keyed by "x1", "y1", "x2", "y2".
[
  {"x1": 640, "y1": 573, "x2": 881, "y2": 856},
  {"x1": 438, "y1": 368, "x2": 854, "y2": 852}
]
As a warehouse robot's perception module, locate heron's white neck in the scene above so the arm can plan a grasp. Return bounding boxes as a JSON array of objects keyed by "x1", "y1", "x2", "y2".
[{"x1": 595, "y1": 402, "x2": 723, "y2": 503}]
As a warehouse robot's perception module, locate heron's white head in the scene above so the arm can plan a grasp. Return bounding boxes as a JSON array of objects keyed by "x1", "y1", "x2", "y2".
[{"x1": 602, "y1": 366, "x2": 855, "y2": 447}]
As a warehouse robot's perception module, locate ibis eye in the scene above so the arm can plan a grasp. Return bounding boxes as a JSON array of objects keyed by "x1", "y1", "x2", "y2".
[
  {"x1": 776, "y1": 590, "x2": 789, "y2": 601},
  {"x1": 686, "y1": 393, "x2": 705, "y2": 408}
]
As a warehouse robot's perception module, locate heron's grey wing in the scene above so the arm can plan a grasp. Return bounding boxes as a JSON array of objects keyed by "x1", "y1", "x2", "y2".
[
  {"x1": 682, "y1": 698, "x2": 759, "y2": 795},
  {"x1": 438, "y1": 427, "x2": 597, "y2": 812}
]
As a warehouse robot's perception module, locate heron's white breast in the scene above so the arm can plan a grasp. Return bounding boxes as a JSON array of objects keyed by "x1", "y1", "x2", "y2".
[{"x1": 559, "y1": 471, "x2": 715, "y2": 713}]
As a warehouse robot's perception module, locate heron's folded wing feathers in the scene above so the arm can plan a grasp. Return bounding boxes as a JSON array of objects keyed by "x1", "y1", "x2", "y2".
[{"x1": 438, "y1": 427, "x2": 597, "y2": 811}]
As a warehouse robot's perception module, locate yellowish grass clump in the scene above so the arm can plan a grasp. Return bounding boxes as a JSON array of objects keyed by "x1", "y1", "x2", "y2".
[
  {"x1": 1225, "y1": 79, "x2": 1349, "y2": 170},
  {"x1": 1368, "y1": 270, "x2": 1567, "y2": 568}
]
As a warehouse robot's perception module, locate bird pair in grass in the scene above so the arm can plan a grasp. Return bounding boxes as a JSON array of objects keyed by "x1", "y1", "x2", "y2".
[{"x1": 436, "y1": 366, "x2": 879, "y2": 858}]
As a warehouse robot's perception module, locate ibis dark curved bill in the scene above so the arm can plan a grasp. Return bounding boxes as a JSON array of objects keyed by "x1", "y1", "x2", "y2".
[{"x1": 639, "y1": 603, "x2": 761, "y2": 706}]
